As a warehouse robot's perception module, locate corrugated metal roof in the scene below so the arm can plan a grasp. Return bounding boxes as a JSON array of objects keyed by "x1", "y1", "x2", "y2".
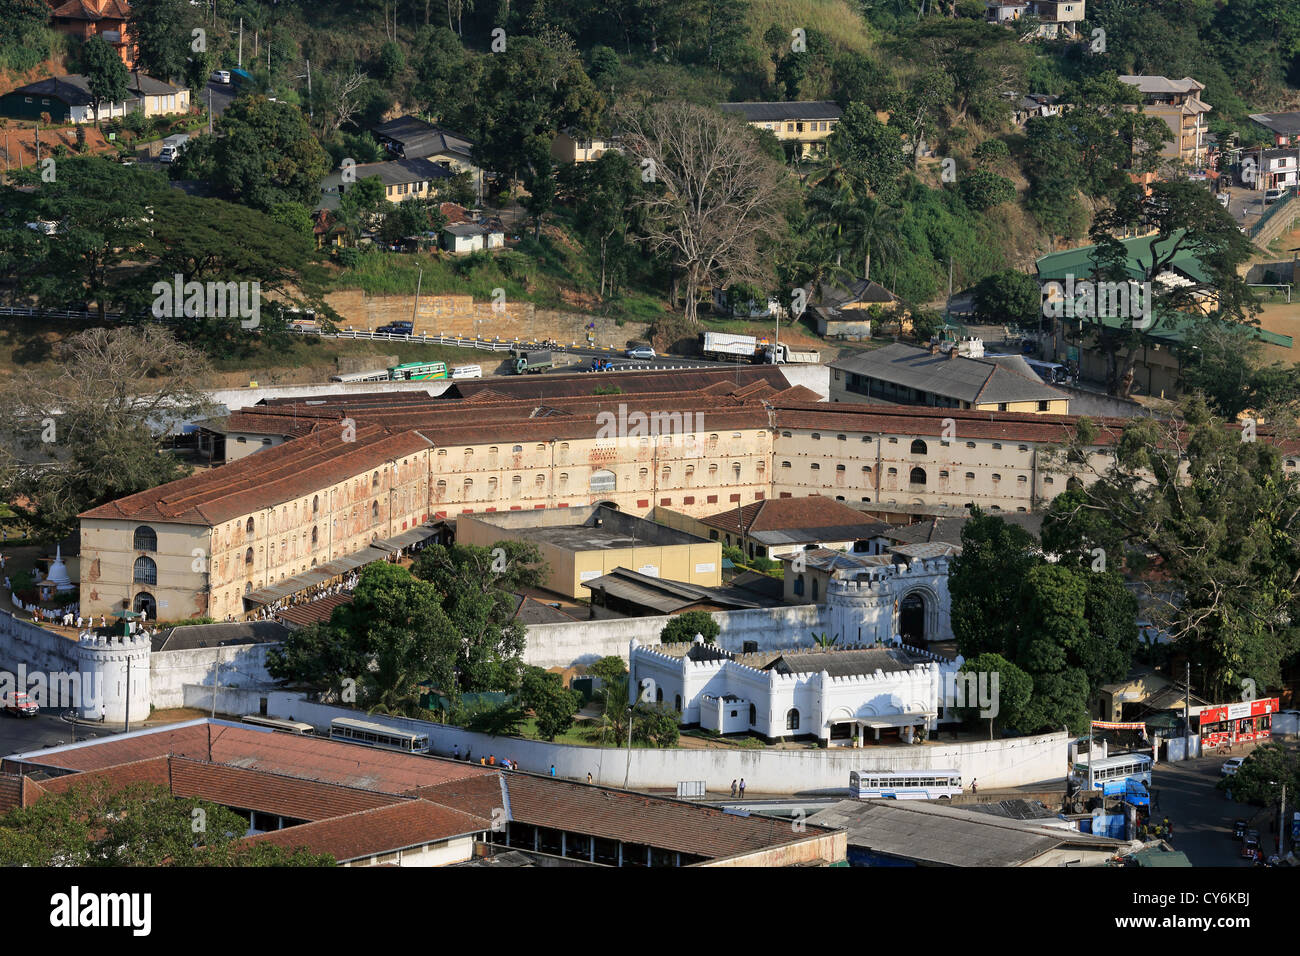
[{"x1": 829, "y1": 343, "x2": 1066, "y2": 406}]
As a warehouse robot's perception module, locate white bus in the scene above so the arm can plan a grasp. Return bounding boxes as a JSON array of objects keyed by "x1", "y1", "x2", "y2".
[
  {"x1": 329, "y1": 716, "x2": 429, "y2": 753},
  {"x1": 1074, "y1": 752, "x2": 1152, "y2": 795},
  {"x1": 329, "y1": 369, "x2": 390, "y2": 383},
  {"x1": 850, "y1": 770, "x2": 962, "y2": 800},
  {"x1": 241, "y1": 715, "x2": 315, "y2": 735}
]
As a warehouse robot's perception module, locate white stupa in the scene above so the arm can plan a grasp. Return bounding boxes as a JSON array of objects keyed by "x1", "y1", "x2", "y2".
[{"x1": 46, "y1": 545, "x2": 75, "y2": 592}]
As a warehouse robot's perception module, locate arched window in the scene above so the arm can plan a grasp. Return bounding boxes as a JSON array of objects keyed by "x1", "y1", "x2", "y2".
[
  {"x1": 311, "y1": 527, "x2": 318, "y2": 546},
  {"x1": 132, "y1": 556, "x2": 157, "y2": 585},
  {"x1": 910, "y1": 439, "x2": 927, "y2": 455},
  {"x1": 312, "y1": 495, "x2": 319, "y2": 514},
  {"x1": 133, "y1": 526, "x2": 157, "y2": 551},
  {"x1": 655, "y1": 687, "x2": 663, "y2": 703},
  {"x1": 812, "y1": 577, "x2": 819, "y2": 600},
  {"x1": 246, "y1": 517, "x2": 255, "y2": 534},
  {"x1": 675, "y1": 694, "x2": 682, "y2": 711},
  {"x1": 910, "y1": 467, "x2": 927, "y2": 485},
  {"x1": 244, "y1": 582, "x2": 252, "y2": 594},
  {"x1": 786, "y1": 708, "x2": 800, "y2": 731},
  {"x1": 245, "y1": 547, "x2": 254, "y2": 565},
  {"x1": 372, "y1": 501, "x2": 380, "y2": 519},
  {"x1": 749, "y1": 703, "x2": 757, "y2": 725},
  {"x1": 590, "y1": 469, "x2": 616, "y2": 493}
]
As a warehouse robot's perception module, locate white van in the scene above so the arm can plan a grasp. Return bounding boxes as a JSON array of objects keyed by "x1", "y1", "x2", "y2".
[
  {"x1": 451, "y1": 364, "x2": 482, "y2": 379},
  {"x1": 158, "y1": 145, "x2": 179, "y2": 163}
]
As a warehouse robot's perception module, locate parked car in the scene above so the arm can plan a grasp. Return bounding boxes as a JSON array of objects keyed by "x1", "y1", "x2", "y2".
[
  {"x1": 1233, "y1": 819, "x2": 1248, "y2": 839},
  {"x1": 3, "y1": 692, "x2": 38, "y2": 717},
  {"x1": 375, "y1": 321, "x2": 413, "y2": 335},
  {"x1": 625, "y1": 346, "x2": 656, "y2": 360},
  {"x1": 1241, "y1": 829, "x2": 1260, "y2": 858},
  {"x1": 1216, "y1": 192, "x2": 1231, "y2": 208},
  {"x1": 1221, "y1": 756, "x2": 1245, "y2": 776},
  {"x1": 211, "y1": 70, "x2": 232, "y2": 84},
  {"x1": 1265, "y1": 186, "x2": 1287, "y2": 203}
]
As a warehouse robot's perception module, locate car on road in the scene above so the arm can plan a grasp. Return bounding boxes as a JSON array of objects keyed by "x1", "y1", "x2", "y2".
[
  {"x1": 3, "y1": 692, "x2": 38, "y2": 717},
  {"x1": 1221, "y1": 756, "x2": 1245, "y2": 776},
  {"x1": 1233, "y1": 819, "x2": 1248, "y2": 839},
  {"x1": 375, "y1": 321, "x2": 413, "y2": 335},
  {"x1": 211, "y1": 70, "x2": 232, "y2": 84},
  {"x1": 625, "y1": 346, "x2": 656, "y2": 360},
  {"x1": 1241, "y1": 828, "x2": 1260, "y2": 858},
  {"x1": 1265, "y1": 187, "x2": 1287, "y2": 203}
]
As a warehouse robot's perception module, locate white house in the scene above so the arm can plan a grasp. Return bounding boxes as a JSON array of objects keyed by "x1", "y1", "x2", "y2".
[
  {"x1": 631, "y1": 639, "x2": 963, "y2": 747},
  {"x1": 443, "y1": 222, "x2": 505, "y2": 255}
]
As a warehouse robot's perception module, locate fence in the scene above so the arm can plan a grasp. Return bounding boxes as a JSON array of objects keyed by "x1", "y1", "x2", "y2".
[{"x1": 1248, "y1": 190, "x2": 1300, "y2": 245}]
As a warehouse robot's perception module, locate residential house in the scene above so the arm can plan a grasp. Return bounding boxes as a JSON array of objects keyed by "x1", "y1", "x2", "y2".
[
  {"x1": 1010, "y1": 92, "x2": 1061, "y2": 128},
  {"x1": 808, "y1": 277, "x2": 904, "y2": 338},
  {"x1": 0, "y1": 73, "x2": 187, "y2": 125},
  {"x1": 1249, "y1": 111, "x2": 1300, "y2": 148},
  {"x1": 986, "y1": 0, "x2": 1085, "y2": 38},
  {"x1": 127, "y1": 72, "x2": 190, "y2": 118},
  {"x1": 320, "y1": 157, "x2": 451, "y2": 206},
  {"x1": 47, "y1": 0, "x2": 133, "y2": 68},
  {"x1": 442, "y1": 222, "x2": 504, "y2": 254},
  {"x1": 371, "y1": 115, "x2": 482, "y2": 198},
  {"x1": 828, "y1": 341, "x2": 1071, "y2": 414},
  {"x1": 717, "y1": 101, "x2": 842, "y2": 160},
  {"x1": 551, "y1": 128, "x2": 620, "y2": 164},
  {"x1": 1239, "y1": 146, "x2": 1300, "y2": 191},
  {"x1": 1118, "y1": 75, "x2": 1212, "y2": 171}
]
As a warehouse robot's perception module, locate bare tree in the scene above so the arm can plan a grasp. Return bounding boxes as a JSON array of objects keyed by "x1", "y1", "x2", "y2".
[
  {"x1": 325, "y1": 71, "x2": 369, "y2": 136},
  {"x1": 620, "y1": 101, "x2": 789, "y2": 324}
]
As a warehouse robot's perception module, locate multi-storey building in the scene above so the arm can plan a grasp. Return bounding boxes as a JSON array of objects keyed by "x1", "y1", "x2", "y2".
[
  {"x1": 78, "y1": 368, "x2": 1293, "y2": 623},
  {"x1": 1118, "y1": 75, "x2": 1212, "y2": 171},
  {"x1": 717, "y1": 101, "x2": 842, "y2": 160}
]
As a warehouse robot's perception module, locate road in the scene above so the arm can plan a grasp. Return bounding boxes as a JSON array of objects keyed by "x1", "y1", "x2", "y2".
[
  {"x1": 201, "y1": 78, "x2": 235, "y2": 121},
  {"x1": 1154, "y1": 746, "x2": 1280, "y2": 866},
  {"x1": 0, "y1": 712, "x2": 111, "y2": 760}
]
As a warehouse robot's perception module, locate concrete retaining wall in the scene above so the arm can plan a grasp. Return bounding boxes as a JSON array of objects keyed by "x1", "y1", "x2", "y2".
[
  {"x1": 149, "y1": 643, "x2": 276, "y2": 711},
  {"x1": 188, "y1": 686, "x2": 1068, "y2": 791}
]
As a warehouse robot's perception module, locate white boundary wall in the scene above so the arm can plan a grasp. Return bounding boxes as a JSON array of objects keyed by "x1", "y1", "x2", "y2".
[{"x1": 190, "y1": 686, "x2": 1068, "y2": 792}]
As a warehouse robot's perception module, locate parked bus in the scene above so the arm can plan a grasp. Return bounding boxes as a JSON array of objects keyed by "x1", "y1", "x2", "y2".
[
  {"x1": 849, "y1": 770, "x2": 962, "y2": 800},
  {"x1": 1024, "y1": 358, "x2": 1070, "y2": 385},
  {"x1": 329, "y1": 716, "x2": 430, "y2": 753},
  {"x1": 329, "y1": 369, "x2": 391, "y2": 383},
  {"x1": 388, "y1": 361, "x2": 448, "y2": 381},
  {"x1": 1073, "y1": 752, "x2": 1152, "y2": 794},
  {"x1": 1197, "y1": 698, "x2": 1278, "y2": 751},
  {"x1": 241, "y1": 715, "x2": 315, "y2": 735}
]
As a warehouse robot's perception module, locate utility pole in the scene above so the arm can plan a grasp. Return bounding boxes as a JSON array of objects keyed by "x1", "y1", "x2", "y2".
[
  {"x1": 207, "y1": 88, "x2": 213, "y2": 134},
  {"x1": 1280, "y1": 783, "x2": 1288, "y2": 858},
  {"x1": 623, "y1": 705, "x2": 634, "y2": 789},
  {"x1": 124, "y1": 656, "x2": 131, "y2": 733},
  {"x1": 306, "y1": 58, "x2": 313, "y2": 124},
  {"x1": 238, "y1": 18, "x2": 243, "y2": 69},
  {"x1": 1184, "y1": 660, "x2": 1190, "y2": 758},
  {"x1": 412, "y1": 263, "x2": 422, "y2": 323},
  {"x1": 210, "y1": 647, "x2": 221, "y2": 719}
]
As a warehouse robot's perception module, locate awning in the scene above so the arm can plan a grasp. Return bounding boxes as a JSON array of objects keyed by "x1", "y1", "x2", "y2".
[
  {"x1": 372, "y1": 522, "x2": 440, "y2": 553},
  {"x1": 853, "y1": 713, "x2": 936, "y2": 729},
  {"x1": 244, "y1": 546, "x2": 389, "y2": 606}
]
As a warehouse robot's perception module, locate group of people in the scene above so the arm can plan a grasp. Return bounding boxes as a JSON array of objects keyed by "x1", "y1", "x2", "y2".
[
  {"x1": 1139, "y1": 816, "x2": 1175, "y2": 841},
  {"x1": 10, "y1": 590, "x2": 82, "y2": 626},
  {"x1": 730, "y1": 778, "x2": 747, "y2": 798}
]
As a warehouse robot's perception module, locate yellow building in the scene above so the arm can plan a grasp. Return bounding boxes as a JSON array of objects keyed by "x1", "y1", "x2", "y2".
[
  {"x1": 456, "y1": 506, "x2": 721, "y2": 599},
  {"x1": 550, "y1": 129, "x2": 619, "y2": 164},
  {"x1": 718, "y1": 101, "x2": 841, "y2": 159}
]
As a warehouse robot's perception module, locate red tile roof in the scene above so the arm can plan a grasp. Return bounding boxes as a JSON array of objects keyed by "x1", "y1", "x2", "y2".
[
  {"x1": 79, "y1": 425, "x2": 432, "y2": 525},
  {"x1": 274, "y1": 593, "x2": 354, "y2": 628},
  {"x1": 167, "y1": 757, "x2": 403, "y2": 820},
  {"x1": 241, "y1": 798, "x2": 488, "y2": 862},
  {"x1": 697, "y1": 495, "x2": 871, "y2": 535}
]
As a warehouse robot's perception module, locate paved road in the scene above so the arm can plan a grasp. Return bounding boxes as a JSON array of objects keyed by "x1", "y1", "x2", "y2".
[
  {"x1": 202, "y1": 79, "x2": 235, "y2": 121},
  {"x1": 0, "y1": 712, "x2": 111, "y2": 760},
  {"x1": 1154, "y1": 747, "x2": 1276, "y2": 866}
]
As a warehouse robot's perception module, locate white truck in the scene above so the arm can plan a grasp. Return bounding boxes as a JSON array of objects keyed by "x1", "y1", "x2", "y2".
[
  {"x1": 701, "y1": 331, "x2": 762, "y2": 362},
  {"x1": 764, "y1": 344, "x2": 820, "y2": 364}
]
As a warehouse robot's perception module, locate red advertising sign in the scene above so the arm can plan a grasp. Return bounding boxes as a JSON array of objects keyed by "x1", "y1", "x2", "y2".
[{"x1": 1197, "y1": 698, "x2": 1278, "y2": 749}]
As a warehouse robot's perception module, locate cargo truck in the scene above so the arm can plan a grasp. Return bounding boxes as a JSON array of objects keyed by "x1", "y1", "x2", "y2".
[
  {"x1": 764, "y1": 344, "x2": 820, "y2": 364},
  {"x1": 512, "y1": 349, "x2": 555, "y2": 373},
  {"x1": 701, "y1": 331, "x2": 764, "y2": 362}
]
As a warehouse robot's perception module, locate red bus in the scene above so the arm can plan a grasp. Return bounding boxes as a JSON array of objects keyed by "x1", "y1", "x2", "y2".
[{"x1": 1196, "y1": 698, "x2": 1278, "y2": 750}]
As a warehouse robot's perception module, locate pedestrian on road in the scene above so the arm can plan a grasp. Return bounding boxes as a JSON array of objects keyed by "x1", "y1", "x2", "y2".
[
  {"x1": 730, "y1": 779, "x2": 737, "y2": 797},
  {"x1": 739, "y1": 778, "x2": 746, "y2": 799}
]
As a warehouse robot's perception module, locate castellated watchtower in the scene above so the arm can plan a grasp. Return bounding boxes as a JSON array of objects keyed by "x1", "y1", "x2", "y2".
[
  {"x1": 76, "y1": 631, "x2": 151, "y2": 726},
  {"x1": 826, "y1": 557, "x2": 953, "y2": 646}
]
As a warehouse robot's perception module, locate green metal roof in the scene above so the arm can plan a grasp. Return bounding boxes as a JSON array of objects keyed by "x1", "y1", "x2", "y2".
[
  {"x1": 1036, "y1": 231, "x2": 1212, "y2": 285},
  {"x1": 1128, "y1": 847, "x2": 1192, "y2": 867}
]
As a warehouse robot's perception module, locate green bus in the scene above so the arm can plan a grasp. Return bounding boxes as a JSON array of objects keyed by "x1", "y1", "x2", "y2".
[{"x1": 388, "y1": 361, "x2": 448, "y2": 381}]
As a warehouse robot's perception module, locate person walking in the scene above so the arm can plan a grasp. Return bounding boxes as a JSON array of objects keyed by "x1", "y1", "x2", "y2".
[
  {"x1": 587, "y1": 772, "x2": 593, "y2": 785},
  {"x1": 730, "y1": 779, "x2": 737, "y2": 797},
  {"x1": 739, "y1": 778, "x2": 746, "y2": 799},
  {"x1": 549, "y1": 765, "x2": 556, "y2": 777},
  {"x1": 971, "y1": 778, "x2": 978, "y2": 794}
]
